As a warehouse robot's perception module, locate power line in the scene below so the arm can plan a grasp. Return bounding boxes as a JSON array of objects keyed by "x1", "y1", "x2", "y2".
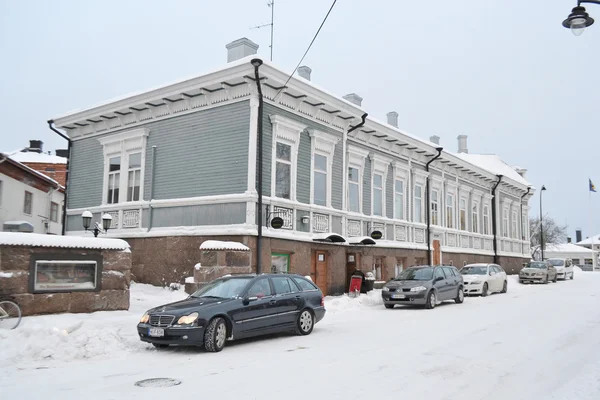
[{"x1": 274, "y1": 0, "x2": 338, "y2": 100}]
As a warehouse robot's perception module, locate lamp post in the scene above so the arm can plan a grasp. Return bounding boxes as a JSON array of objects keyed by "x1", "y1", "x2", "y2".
[
  {"x1": 82, "y1": 211, "x2": 113, "y2": 237},
  {"x1": 562, "y1": 1, "x2": 599, "y2": 36},
  {"x1": 539, "y1": 185, "x2": 547, "y2": 260}
]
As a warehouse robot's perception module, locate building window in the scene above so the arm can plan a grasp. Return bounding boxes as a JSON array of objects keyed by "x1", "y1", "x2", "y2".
[
  {"x1": 23, "y1": 191, "x2": 33, "y2": 215},
  {"x1": 511, "y1": 210, "x2": 518, "y2": 239},
  {"x1": 373, "y1": 173, "x2": 383, "y2": 216},
  {"x1": 585, "y1": 259, "x2": 593, "y2": 265},
  {"x1": 446, "y1": 193, "x2": 455, "y2": 229},
  {"x1": 313, "y1": 153, "x2": 327, "y2": 206},
  {"x1": 483, "y1": 205, "x2": 490, "y2": 235},
  {"x1": 127, "y1": 152, "x2": 142, "y2": 202},
  {"x1": 502, "y1": 208, "x2": 509, "y2": 237},
  {"x1": 472, "y1": 201, "x2": 479, "y2": 233},
  {"x1": 373, "y1": 257, "x2": 384, "y2": 280},
  {"x1": 50, "y1": 202, "x2": 59, "y2": 222},
  {"x1": 459, "y1": 198, "x2": 467, "y2": 231},
  {"x1": 431, "y1": 189, "x2": 439, "y2": 225},
  {"x1": 572, "y1": 258, "x2": 580, "y2": 265},
  {"x1": 521, "y1": 211, "x2": 527, "y2": 240},
  {"x1": 394, "y1": 179, "x2": 404, "y2": 220},
  {"x1": 395, "y1": 258, "x2": 405, "y2": 277},
  {"x1": 275, "y1": 142, "x2": 292, "y2": 199},
  {"x1": 99, "y1": 128, "x2": 148, "y2": 206},
  {"x1": 271, "y1": 253, "x2": 290, "y2": 273},
  {"x1": 348, "y1": 167, "x2": 360, "y2": 212},
  {"x1": 414, "y1": 184, "x2": 423, "y2": 223}
]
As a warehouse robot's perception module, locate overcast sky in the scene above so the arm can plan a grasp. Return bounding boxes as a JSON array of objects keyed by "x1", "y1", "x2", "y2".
[{"x1": 1, "y1": 0, "x2": 598, "y2": 239}]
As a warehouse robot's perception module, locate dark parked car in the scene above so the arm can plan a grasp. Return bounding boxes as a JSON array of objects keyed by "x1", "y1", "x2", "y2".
[
  {"x1": 381, "y1": 265, "x2": 464, "y2": 309},
  {"x1": 137, "y1": 274, "x2": 325, "y2": 352}
]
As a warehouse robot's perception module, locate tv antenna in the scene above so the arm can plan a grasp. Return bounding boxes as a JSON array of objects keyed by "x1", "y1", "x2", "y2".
[{"x1": 251, "y1": 0, "x2": 274, "y2": 61}]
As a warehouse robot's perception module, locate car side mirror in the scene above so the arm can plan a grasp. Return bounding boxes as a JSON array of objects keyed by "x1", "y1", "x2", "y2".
[
  {"x1": 435, "y1": 276, "x2": 444, "y2": 282},
  {"x1": 242, "y1": 296, "x2": 258, "y2": 306}
]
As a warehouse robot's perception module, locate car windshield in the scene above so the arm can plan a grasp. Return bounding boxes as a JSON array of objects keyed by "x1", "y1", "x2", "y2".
[
  {"x1": 548, "y1": 259, "x2": 565, "y2": 266},
  {"x1": 461, "y1": 266, "x2": 487, "y2": 275},
  {"x1": 190, "y1": 277, "x2": 253, "y2": 299},
  {"x1": 395, "y1": 267, "x2": 434, "y2": 281},
  {"x1": 527, "y1": 262, "x2": 547, "y2": 269}
]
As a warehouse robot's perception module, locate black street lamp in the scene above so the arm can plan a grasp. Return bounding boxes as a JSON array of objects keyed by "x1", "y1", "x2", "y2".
[
  {"x1": 563, "y1": 2, "x2": 599, "y2": 36},
  {"x1": 82, "y1": 211, "x2": 113, "y2": 237},
  {"x1": 539, "y1": 185, "x2": 547, "y2": 260}
]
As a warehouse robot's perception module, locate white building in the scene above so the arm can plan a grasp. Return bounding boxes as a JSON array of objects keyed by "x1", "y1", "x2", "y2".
[
  {"x1": 544, "y1": 243, "x2": 598, "y2": 268},
  {"x1": 0, "y1": 154, "x2": 64, "y2": 234}
]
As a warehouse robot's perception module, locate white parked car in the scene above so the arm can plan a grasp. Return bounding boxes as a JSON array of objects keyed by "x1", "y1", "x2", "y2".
[
  {"x1": 460, "y1": 263, "x2": 508, "y2": 296},
  {"x1": 547, "y1": 258, "x2": 574, "y2": 280}
]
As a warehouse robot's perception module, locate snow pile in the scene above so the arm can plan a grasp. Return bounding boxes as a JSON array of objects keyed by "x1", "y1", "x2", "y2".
[
  {"x1": 199, "y1": 240, "x2": 249, "y2": 251},
  {"x1": 0, "y1": 232, "x2": 129, "y2": 250},
  {"x1": 0, "y1": 282, "x2": 187, "y2": 368},
  {"x1": 185, "y1": 276, "x2": 195, "y2": 283},
  {"x1": 325, "y1": 289, "x2": 383, "y2": 312},
  {"x1": 10, "y1": 151, "x2": 67, "y2": 164}
]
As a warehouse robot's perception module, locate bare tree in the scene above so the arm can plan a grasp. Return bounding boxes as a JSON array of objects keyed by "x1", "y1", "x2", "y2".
[{"x1": 529, "y1": 216, "x2": 568, "y2": 259}]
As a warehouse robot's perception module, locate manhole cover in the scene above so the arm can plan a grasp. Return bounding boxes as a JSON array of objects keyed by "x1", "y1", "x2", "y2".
[{"x1": 135, "y1": 378, "x2": 182, "y2": 388}]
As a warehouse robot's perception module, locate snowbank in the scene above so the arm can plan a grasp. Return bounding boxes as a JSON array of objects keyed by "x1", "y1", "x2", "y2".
[
  {"x1": 199, "y1": 240, "x2": 249, "y2": 251},
  {"x1": 0, "y1": 232, "x2": 129, "y2": 250},
  {"x1": 325, "y1": 289, "x2": 383, "y2": 312}
]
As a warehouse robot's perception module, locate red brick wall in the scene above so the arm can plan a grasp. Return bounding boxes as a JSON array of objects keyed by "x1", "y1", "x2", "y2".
[
  {"x1": 0, "y1": 161, "x2": 54, "y2": 192},
  {"x1": 21, "y1": 162, "x2": 67, "y2": 187}
]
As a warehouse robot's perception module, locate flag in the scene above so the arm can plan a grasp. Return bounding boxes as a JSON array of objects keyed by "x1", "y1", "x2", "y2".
[{"x1": 590, "y1": 179, "x2": 597, "y2": 193}]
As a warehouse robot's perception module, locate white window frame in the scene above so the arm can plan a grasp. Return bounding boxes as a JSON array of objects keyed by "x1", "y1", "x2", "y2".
[
  {"x1": 126, "y1": 152, "x2": 143, "y2": 202},
  {"x1": 269, "y1": 115, "x2": 305, "y2": 201},
  {"x1": 347, "y1": 145, "x2": 370, "y2": 214},
  {"x1": 431, "y1": 188, "x2": 439, "y2": 226},
  {"x1": 512, "y1": 209, "x2": 518, "y2": 239},
  {"x1": 23, "y1": 190, "x2": 33, "y2": 215},
  {"x1": 373, "y1": 172, "x2": 384, "y2": 216},
  {"x1": 413, "y1": 170, "x2": 428, "y2": 224},
  {"x1": 370, "y1": 153, "x2": 391, "y2": 217},
  {"x1": 98, "y1": 128, "x2": 149, "y2": 206},
  {"x1": 521, "y1": 208, "x2": 528, "y2": 240},
  {"x1": 459, "y1": 197, "x2": 467, "y2": 231},
  {"x1": 446, "y1": 192, "x2": 456, "y2": 229},
  {"x1": 394, "y1": 162, "x2": 409, "y2": 221},
  {"x1": 502, "y1": 206, "x2": 509, "y2": 238},
  {"x1": 309, "y1": 129, "x2": 339, "y2": 208},
  {"x1": 483, "y1": 204, "x2": 490, "y2": 235},
  {"x1": 472, "y1": 200, "x2": 479, "y2": 233},
  {"x1": 50, "y1": 201, "x2": 59, "y2": 222}
]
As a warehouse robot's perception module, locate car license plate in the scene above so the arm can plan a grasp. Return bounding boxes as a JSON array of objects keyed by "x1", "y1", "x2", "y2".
[
  {"x1": 149, "y1": 327, "x2": 164, "y2": 337},
  {"x1": 392, "y1": 294, "x2": 405, "y2": 299}
]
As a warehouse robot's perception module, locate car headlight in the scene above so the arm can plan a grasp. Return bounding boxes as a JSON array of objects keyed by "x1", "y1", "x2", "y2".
[
  {"x1": 471, "y1": 280, "x2": 482, "y2": 284},
  {"x1": 410, "y1": 286, "x2": 426, "y2": 292},
  {"x1": 382, "y1": 287, "x2": 390, "y2": 292},
  {"x1": 177, "y1": 312, "x2": 199, "y2": 325},
  {"x1": 536, "y1": 272, "x2": 545, "y2": 276},
  {"x1": 140, "y1": 313, "x2": 149, "y2": 324}
]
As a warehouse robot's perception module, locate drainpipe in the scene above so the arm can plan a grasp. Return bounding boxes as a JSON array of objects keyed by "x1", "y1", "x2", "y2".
[
  {"x1": 148, "y1": 146, "x2": 157, "y2": 231},
  {"x1": 520, "y1": 186, "x2": 531, "y2": 241},
  {"x1": 251, "y1": 58, "x2": 264, "y2": 275},
  {"x1": 347, "y1": 113, "x2": 368, "y2": 135},
  {"x1": 491, "y1": 174, "x2": 503, "y2": 264},
  {"x1": 47, "y1": 120, "x2": 71, "y2": 235},
  {"x1": 425, "y1": 147, "x2": 443, "y2": 265}
]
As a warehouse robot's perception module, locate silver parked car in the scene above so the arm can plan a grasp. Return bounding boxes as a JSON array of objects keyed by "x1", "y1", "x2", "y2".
[
  {"x1": 519, "y1": 261, "x2": 557, "y2": 284},
  {"x1": 382, "y1": 265, "x2": 464, "y2": 309}
]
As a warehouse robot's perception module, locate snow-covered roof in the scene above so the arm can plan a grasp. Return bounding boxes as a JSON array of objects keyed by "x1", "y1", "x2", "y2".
[
  {"x1": 348, "y1": 236, "x2": 377, "y2": 245},
  {"x1": 453, "y1": 153, "x2": 530, "y2": 187},
  {"x1": 545, "y1": 243, "x2": 595, "y2": 254},
  {"x1": 0, "y1": 232, "x2": 130, "y2": 250},
  {"x1": 199, "y1": 240, "x2": 249, "y2": 251},
  {"x1": 576, "y1": 234, "x2": 600, "y2": 245},
  {"x1": 1, "y1": 153, "x2": 64, "y2": 189},
  {"x1": 312, "y1": 233, "x2": 346, "y2": 243},
  {"x1": 10, "y1": 151, "x2": 67, "y2": 164}
]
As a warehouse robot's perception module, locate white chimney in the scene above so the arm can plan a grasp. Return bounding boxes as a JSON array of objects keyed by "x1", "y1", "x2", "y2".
[
  {"x1": 298, "y1": 66, "x2": 312, "y2": 81},
  {"x1": 386, "y1": 111, "x2": 398, "y2": 128},
  {"x1": 430, "y1": 135, "x2": 440, "y2": 145},
  {"x1": 225, "y1": 38, "x2": 259, "y2": 62},
  {"x1": 515, "y1": 167, "x2": 527, "y2": 178},
  {"x1": 343, "y1": 93, "x2": 363, "y2": 107},
  {"x1": 457, "y1": 135, "x2": 468, "y2": 153}
]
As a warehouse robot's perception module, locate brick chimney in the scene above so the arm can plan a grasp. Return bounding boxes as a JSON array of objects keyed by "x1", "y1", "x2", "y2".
[
  {"x1": 343, "y1": 93, "x2": 363, "y2": 107},
  {"x1": 55, "y1": 149, "x2": 69, "y2": 158},
  {"x1": 297, "y1": 66, "x2": 312, "y2": 81},
  {"x1": 28, "y1": 140, "x2": 43, "y2": 153},
  {"x1": 430, "y1": 135, "x2": 440, "y2": 145},
  {"x1": 457, "y1": 135, "x2": 468, "y2": 153},
  {"x1": 225, "y1": 38, "x2": 259, "y2": 62},
  {"x1": 386, "y1": 111, "x2": 398, "y2": 128}
]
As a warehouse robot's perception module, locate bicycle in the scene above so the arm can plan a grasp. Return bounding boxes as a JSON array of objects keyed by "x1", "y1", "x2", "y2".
[{"x1": 0, "y1": 297, "x2": 22, "y2": 330}]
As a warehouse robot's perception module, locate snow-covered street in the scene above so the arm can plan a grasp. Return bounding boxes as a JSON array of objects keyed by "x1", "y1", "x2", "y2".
[{"x1": 2, "y1": 272, "x2": 600, "y2": 400}]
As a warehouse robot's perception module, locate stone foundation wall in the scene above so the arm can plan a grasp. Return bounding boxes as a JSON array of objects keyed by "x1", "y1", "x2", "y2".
[{"x1": 0, "y1": 246, "x2": 131, "y2": 316}]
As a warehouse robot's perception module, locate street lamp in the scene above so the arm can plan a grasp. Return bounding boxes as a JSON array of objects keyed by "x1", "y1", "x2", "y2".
[
  {"x1": 82, "y1": 211, "x2": 113, "y2": 237},
  {"x1": 539, "y1": 185, "x2": 547, "y2": 261},
  {"x1": 563, "y1": 2, "x2": 599, "y2": 36}
]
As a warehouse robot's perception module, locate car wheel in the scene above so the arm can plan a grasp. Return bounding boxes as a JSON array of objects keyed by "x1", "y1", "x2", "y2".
[
  {"x1": 204, "y1": 317, "x2": 227, "y2": 352},
  {"x1": 296, "y1": 309, "x2": 314, "y2": 336},
  {"x1": 519, "y1": 279, "x2": 524, "y2": 284},
  {"x1": 501, "y1": 281, "x2": 508, "y2": 293},
  {"x1": 152, "y1": 343, "x2": 169, "y2": 349},
  {"x1": 455, "y1": 287, "x2": 464, "y2": 304},
  {"x1": 481, "y1": 283, "x2": 489, "y2": 297},
  {"x1": 570, "y1": 272, "x2": 574, "y2": 280},
  {"x1": 553, "y1": 274, "x2": 558, "y2": 283},
  {"x1": 544, "y1": 275, "x2": 549, "y2": 284},
  {"x1": 384, "y1": 304, "x2": 394, "y2": 309},
  {"x1": 425, "y1": 291, "x2": 436, "y2": 309}
]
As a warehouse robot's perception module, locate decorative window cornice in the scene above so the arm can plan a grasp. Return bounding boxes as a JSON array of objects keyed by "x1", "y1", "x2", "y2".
[
  {"x1": 347, "y1": 145, "x2": 370, "y2": 168},
  {"x1": 269, "y1": 114, "x2": 305, "y2": 144},
  {"x1": 370, "y1": 153, "x2": 392, "y2": 174},
  {"x1": 98, "y1": 128, "x2": 149, "y2": 155},
  {"x1": 309, "y1": 129, "x2": 339, "y2": 156}
]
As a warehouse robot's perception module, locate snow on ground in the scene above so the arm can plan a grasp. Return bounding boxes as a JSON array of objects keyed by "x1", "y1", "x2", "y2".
[{"x1": 2, "y1": 273, "x2": 600, "y2": 400}]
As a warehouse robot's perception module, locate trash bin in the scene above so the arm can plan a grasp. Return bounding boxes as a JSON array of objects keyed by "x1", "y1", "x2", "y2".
[{"x1": 363, "y1": 272, "x2": 375, "y2": 292}]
